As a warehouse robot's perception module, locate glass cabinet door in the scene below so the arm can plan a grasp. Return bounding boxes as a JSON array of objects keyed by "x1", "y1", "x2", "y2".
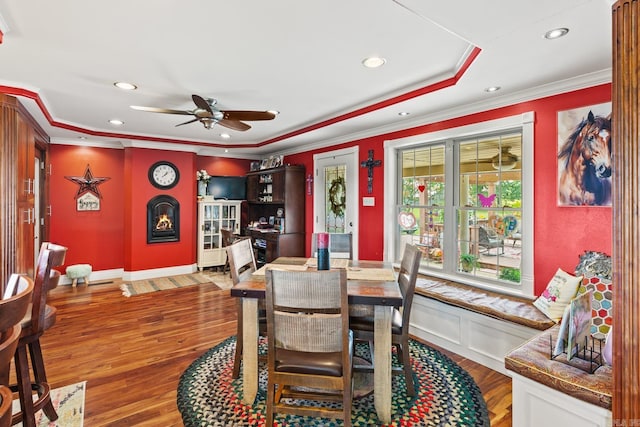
[{"x1": 202, "y1": 204, "x2": 221, "y2": 250}]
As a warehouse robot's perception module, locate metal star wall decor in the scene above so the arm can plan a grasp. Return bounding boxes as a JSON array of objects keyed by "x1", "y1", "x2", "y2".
[{"x1": 65, "y1": 164, "x2": 111, "y2": 199}]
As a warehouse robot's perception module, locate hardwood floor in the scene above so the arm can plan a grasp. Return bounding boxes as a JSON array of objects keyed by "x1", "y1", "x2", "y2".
[{"x1": 24, "y1": 278, "x2": 512, "y2": 426}]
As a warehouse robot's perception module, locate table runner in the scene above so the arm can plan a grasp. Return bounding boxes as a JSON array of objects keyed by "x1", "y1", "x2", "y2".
[{"x1": 253, "y1": 263, "x2": 396, "y2": 282}]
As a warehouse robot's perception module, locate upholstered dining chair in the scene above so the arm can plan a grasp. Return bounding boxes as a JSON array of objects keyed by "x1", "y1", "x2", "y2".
[
  {"x1": 264, "y1": 268, "x2": 353, "y2": 426},
  {"x1": 12, "y1": 242, "x2": 67, "y2": 427},
  {"x1": 226, "y1": 238, "x2": 267, "y2": 379},
  {"x1": 310, "y1": 232, "x2": 353, "y2": 259},
  {"x1": 349, "y1": 243, "x2": 422, "y2": 396},
  {"x1": 0, "y1": 274, "x2": 34, "y2": 385}
]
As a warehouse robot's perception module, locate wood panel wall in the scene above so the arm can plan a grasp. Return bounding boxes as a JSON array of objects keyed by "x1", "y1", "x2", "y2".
[
  {"x1": 612, "y1": 0, "x2": 640, "y2": 423},
  {"x1": 0, "y1": 94, "x2": 21, "y2": 289},
  {"x1": 0, "y1": 94, "x2": 49, "y2": 290}
]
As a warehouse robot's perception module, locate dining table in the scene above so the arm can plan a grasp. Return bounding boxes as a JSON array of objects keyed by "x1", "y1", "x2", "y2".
[{"x1": 230, "y1": 256, "x2": 403, "y2": 424}]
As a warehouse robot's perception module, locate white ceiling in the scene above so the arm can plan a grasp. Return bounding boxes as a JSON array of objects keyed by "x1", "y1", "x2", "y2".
[{"x1": 0, "y1": 0, "x2": 612, "y2": 157}]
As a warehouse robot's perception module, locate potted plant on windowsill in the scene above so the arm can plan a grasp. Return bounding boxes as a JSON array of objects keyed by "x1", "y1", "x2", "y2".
[{"x1": 459, "y1": 253, "x2": 478, "y2": 272}]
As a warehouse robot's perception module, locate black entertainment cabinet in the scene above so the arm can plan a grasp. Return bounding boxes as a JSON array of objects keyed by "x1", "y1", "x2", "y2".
[{"x1": 245, "y1": 165, "x2": 305, "y2": 266}]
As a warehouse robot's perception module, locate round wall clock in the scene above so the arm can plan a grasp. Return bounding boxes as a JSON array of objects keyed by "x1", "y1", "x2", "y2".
[{"x1": 148, "y1": 161, "x2": 180, "y2": 189}]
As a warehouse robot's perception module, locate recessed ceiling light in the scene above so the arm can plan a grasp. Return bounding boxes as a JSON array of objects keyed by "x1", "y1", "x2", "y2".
[
  {"x1": 544, "y1": 28, "x2": 569, "y2": 40},
  {"x1": 109, "y1": 119, "x2": 124, "y2": 125},
  {"x1": 362, "y1": 56, "x2": 386, "y2": 68},
  {"x1": 485, "y1": 86, "x2": 501, "y2": 93},
  {"x1": 224, "y1": 149, "x2": 229, "y2": 153},
  {"x1": 220, "y1": 133, "x2": 231, "y2": 139},
  {"x1": 113, "y1": 81, "x2": 137, "y2": 90},
  {"x1": 398, "y1": 111, "x2": 410, "y2": 116},
  {"x1": 78, "y1": 136, "x2": 87, "y2": 140}
]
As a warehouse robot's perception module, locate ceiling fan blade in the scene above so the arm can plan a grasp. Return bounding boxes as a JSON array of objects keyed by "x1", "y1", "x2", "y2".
[
  {"x1": 175, "y1": 118, "x2": 200, "y2": 127},
  {"x1": 130, "y1": 105, "x2": 193, "y2": 115},
  {"x1": 223, "y1": 110, "x2": 276, "y2": 121},
  {"x1": 218, "y1": 119, "x2": 251, "y2": 132},
  {"x1": 192, "y1": 94, "x2": 214, "y2": 114}
]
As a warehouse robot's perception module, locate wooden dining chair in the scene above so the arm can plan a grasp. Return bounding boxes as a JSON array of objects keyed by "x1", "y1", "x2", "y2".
[
  {"x1": 226, "y1": 238, "x2": 267, "y2": 379},
  {"x1": 264, "y1": 268, "x2": 353, "y2": 426},
  {"x1": 349, "y1": 243, "x2": 422, "y2": 396},
  {"x1": 220, "y1": 228, "x2": 250, "y2": 275},
  {"x1": 11, "y1": 242, "x2": 67, "y2": 427},
  {"x1": 311, "y1": 232, "x2": 353, "y2": 259}
]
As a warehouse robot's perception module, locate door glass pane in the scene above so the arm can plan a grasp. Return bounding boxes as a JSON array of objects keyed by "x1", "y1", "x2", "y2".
[{"x1": 324, "y1": 165, "x2": 346, "y2": 233}]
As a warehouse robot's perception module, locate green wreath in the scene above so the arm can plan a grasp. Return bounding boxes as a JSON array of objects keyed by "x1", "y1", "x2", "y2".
[{"x1": 329, "y1": 176, "x2": 346, "y2": 217}]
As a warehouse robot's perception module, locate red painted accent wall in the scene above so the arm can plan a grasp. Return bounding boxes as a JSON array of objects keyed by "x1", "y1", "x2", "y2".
[
  {"x1": 287, "y1": 84, "x2": 613, "y2": 295},
  {"x1": 197, "y1": 156, "x2": 252, "y2": 176},
  {"x1": 49, "y1": 145, "x2": 125, "y2": 272},
  {"x1": 50, "y1": 146, "x2": 252, "y2": 274}
]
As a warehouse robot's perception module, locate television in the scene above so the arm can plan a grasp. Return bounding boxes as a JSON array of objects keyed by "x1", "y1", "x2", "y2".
[{"x1": 206, "y1": 176, "x2": 247, "y2": 200}]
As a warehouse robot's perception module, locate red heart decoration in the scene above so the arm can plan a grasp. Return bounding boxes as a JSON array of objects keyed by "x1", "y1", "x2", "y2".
[{"x1": 418, "y1": 185, "x2": 425, "y2": 193}]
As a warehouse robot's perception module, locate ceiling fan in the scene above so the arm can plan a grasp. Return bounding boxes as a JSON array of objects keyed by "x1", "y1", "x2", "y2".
[
  {"x1": 489, "y1": 146, "x2": 518, "y2": 170},
  {"x1": 461, "y1": 146, "x2": 519, "y2": 170},
  {"x1": 130, "y1": 94, "x2": 276, "y2": 131}
]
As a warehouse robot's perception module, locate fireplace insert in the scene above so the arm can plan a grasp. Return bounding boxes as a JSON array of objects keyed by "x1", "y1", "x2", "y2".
[{"x1": 147, "y1": 195, "x2": 180, "y2": 243}]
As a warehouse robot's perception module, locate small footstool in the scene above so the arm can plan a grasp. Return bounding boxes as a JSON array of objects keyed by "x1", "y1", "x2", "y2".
[{"x1": 66, "y1": 264, "x2": 92, "y2": 288}]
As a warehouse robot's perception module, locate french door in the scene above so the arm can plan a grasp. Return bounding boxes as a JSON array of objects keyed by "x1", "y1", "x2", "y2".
[{"x1": 313, "y1": 147, "x2": 359, "y2": 260}]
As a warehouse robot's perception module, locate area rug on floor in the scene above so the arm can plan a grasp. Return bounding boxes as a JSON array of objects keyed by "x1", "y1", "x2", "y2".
[
  {"x1": 120, "y1": 272, "x2": 220, "y2": 297},
  {"x1": 177, "y1": 337, "x2": 489, "y2": 426},
  {"x1": 12, "y1": 381, "x2": 86, "y2": 427}
]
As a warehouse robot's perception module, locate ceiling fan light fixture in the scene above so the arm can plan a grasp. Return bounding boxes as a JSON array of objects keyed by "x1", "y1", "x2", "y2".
[
  {"x1": 201, "y1": 118, "x2": 215, "y2": 129},
  {"x1": 491, "y1": 150, "x2": 518, "y2": 170}
]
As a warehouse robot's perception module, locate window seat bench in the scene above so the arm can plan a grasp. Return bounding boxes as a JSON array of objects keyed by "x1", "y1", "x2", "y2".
[
  {"x1": 505, "y1": 324, "x2": 612, "y2": 426},
  {"x1": 414, "y1": 277, "x2": 555, "y2": 331},
  {"x1": 409, "y1": 275, "x2": 554, "y2": 375},
  {"x1": 409, "y1": 275, "x2": 612, "y2": 426}
]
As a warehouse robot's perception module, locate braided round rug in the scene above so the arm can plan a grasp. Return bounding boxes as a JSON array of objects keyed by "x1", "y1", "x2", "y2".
[{"x1": 177, "y1": 336, "x2": 489, "y2": 426}]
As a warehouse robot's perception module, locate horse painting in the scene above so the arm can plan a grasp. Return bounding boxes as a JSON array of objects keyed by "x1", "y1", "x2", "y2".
[{"x1": 558, "y1": 110, "x2": 612, "y2": 206}]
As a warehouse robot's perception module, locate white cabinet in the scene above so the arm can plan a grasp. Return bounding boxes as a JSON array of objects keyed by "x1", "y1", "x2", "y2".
[{"x1": 197, "y1": 200, "x2": 242, "y2": 271}]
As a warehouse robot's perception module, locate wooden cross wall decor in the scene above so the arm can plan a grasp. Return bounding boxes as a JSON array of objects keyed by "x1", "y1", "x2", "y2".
[{"x1": 360, "y1": 149, "x2": 381, "y2": 194}]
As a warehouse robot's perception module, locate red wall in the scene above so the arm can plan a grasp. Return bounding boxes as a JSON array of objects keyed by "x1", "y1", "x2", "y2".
[
  {"x1": 49, "y1": 146, "x2": 251, "y2": 273},
  {"x1": 49, "y1": 84, "x2": 612, "y2": 295},
  {"x1": 288, "y1": 84, "x2": 613, "y2": 295},
  {"x1": 49, "y1": 145, "x2": 125, "y2": 272}
]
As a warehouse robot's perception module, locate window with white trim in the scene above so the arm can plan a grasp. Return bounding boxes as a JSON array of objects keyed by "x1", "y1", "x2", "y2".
[{"x1": 387, "y1": 113, "x2": 534, "y2": 295}]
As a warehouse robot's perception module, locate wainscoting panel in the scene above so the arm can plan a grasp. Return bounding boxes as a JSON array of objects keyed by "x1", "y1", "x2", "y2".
[
  {"x1": 410, "y1": 294, "x2": 540, "y2": 375},
  {"x1": 511, "y1": 374, "x2": 612, "y2": 427}
]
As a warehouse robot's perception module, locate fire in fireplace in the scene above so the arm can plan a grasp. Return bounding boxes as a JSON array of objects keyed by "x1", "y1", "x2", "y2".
[{"x1": 147, "y1": 195, "x2": 180, "y2": 243}]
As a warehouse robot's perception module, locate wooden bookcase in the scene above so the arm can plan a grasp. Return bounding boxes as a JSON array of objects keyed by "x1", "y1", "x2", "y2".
[{"x1": 245, "y1": 165, "x2": 305, "y2": 265}]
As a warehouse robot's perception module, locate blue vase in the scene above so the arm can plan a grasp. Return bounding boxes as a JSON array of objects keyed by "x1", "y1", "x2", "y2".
[{"x1": 318, "y1": 248, "x2": 330, "y2": 270}]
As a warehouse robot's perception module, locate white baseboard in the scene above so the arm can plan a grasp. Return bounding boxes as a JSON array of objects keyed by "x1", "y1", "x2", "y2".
[{"x1": 58, "y1": 264, "x2": 198, "y2": 285}]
